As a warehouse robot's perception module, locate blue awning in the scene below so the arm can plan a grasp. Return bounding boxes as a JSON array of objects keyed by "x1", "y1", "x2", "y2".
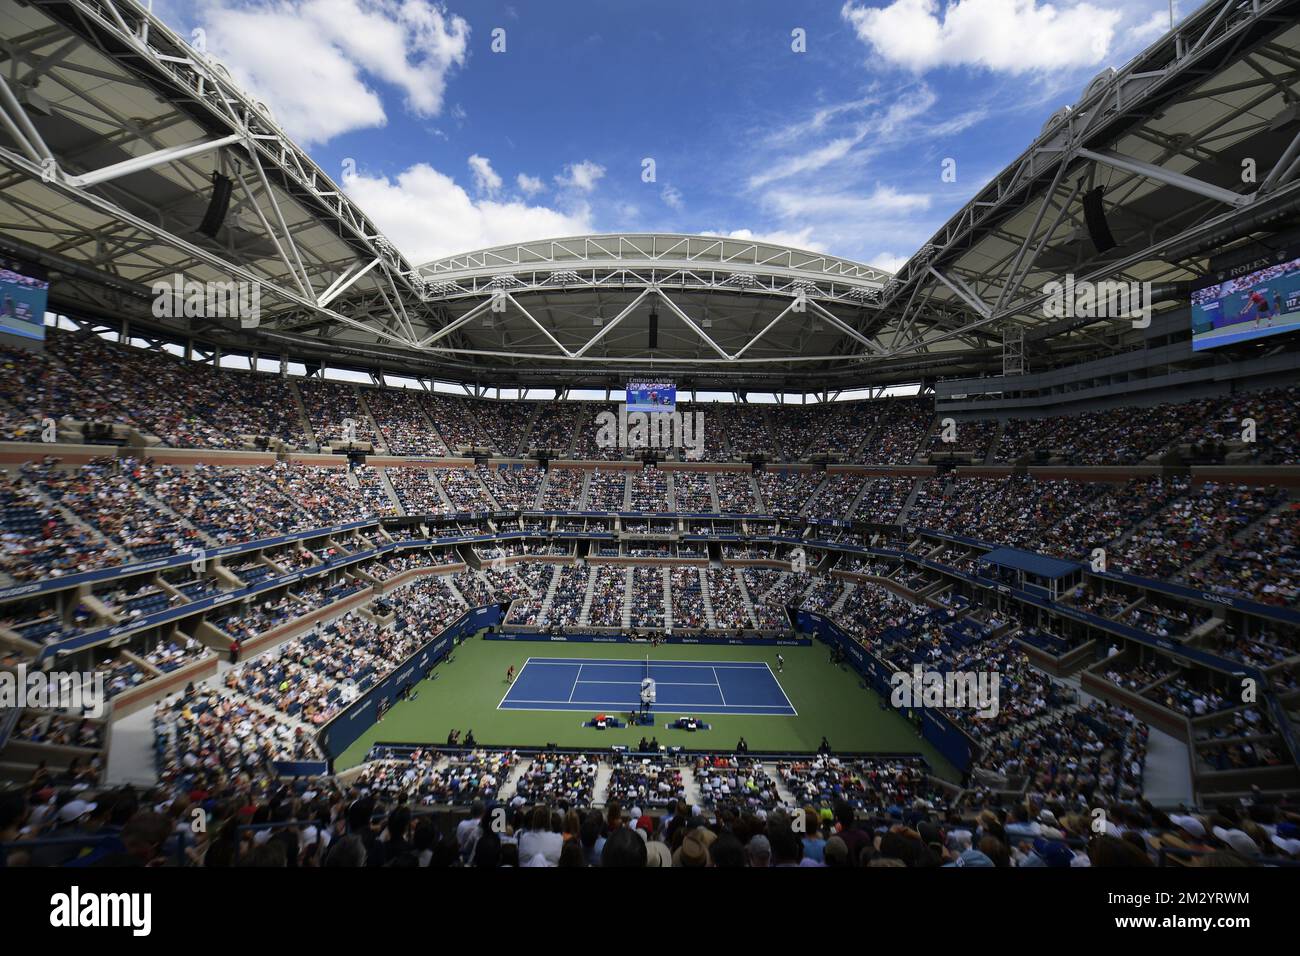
[{"x1": 978, "y1": 547, "x2": 1082, "y2": 580}]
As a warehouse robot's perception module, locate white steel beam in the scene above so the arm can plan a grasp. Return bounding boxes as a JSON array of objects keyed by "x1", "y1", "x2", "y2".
[
  {"x1": 571, "y1": 288, "x2": 652, "y2": 358},
  {"x1": 927, "y1": 267, "x2": 992, "y2": 318},
  {"x1": 318, "y1": 257, "x2": 381, "y2": 309},
  {"x1": 65, "y1": 133, "x2": 243, "y2": 188},
  {"x1": 1077, "y1": 147, "x2": 1253, "y2": 207}
]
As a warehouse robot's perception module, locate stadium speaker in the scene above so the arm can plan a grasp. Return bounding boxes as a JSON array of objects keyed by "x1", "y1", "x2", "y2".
[
  {"x1": 303, "y1": 361, "x2": 321, "y2": 378},
  {"x1": 1081, "y1": 186, "x2": 1117, "y2": 254},
  {"x1": 197, "y1": 173, "x2": 234, "y2": 239},
  {"x1": 648, "y1": 308, "x2": 658, "y2": 350}
]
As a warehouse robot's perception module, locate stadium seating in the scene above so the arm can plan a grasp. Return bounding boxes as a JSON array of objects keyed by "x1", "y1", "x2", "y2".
[{"x1": 1, "y1": 329, "x2": 1297, "y2": 875}]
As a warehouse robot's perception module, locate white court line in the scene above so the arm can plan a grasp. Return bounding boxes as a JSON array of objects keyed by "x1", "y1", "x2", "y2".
[
  {"x1": 763, "y1": 661, "x2": 798, "y2": 717},
  {"x1": 499, "y1": 699, "x2": 796, "y2": 712},
  {"x1": 498, "y1": 657, "x2": 791, "y2": 713},
  {"x1": 496, "y1": 655, "x2": 536, "y2": 709},
  {"x1": 522, "y1": 658, "x2": 768, "y2": 669},
  {"x1": 567, "y1": 663, "x2": 583, "y2": 703},
  {"x1": 574, "y1": 679, "x2": 717, "y2": 686}
]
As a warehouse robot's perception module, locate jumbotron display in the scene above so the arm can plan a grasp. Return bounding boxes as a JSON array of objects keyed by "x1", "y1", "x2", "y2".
[
  {"x1": 0, "y1": 262, "x2": 48, "y2": 342},
  {"x1": 625, "y1": 381, "x2": 676, "y2": 414},
  {"x1": 1191, "y1": 254, "x2": 1300, "y2": 350}
]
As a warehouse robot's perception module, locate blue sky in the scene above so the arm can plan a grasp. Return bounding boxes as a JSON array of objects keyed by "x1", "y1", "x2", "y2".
[{"x1": 151, "y1": 0, "x2": 1182, "y2": 269}]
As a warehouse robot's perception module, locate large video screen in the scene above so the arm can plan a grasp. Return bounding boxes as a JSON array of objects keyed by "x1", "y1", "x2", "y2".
[
  {"x1": 0, "y1": 262, "x2": 49, "y2": 341},
  {"x1": 626, "y1": 382, "x2": 676, "y2": 414},
  {"x1": 1191, "y1": 254, "x2": 1300, "y2": 351}
]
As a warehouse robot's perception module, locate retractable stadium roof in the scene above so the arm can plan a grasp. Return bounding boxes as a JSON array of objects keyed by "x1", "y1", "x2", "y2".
[{"x1": 2, "y1": 0, "x2": 1299, "y2": 393}]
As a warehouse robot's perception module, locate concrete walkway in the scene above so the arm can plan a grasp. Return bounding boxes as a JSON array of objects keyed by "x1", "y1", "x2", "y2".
[
  {"x1": 104, "y1": 705, "x2": 157, "y2": 787},
  {"x1": 1140, "y1": 726, "x2": 1195, "y2": 808}
]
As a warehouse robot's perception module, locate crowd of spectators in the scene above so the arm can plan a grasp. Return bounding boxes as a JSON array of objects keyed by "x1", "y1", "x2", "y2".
[
  {"x1": 1109, "y1": 482, "x2": 1285, "y2": 581},
  {"x1": 605, "y1": 755, "x2": 685, "y2": 811},
  {"x1": 478, "y1": 464, "x2": 543, "y2": 510},
  {"x1": 804, "y1": 474, "x2": 863, "y2": 520},
  {"x1": 629, "y1": 468, "x2": 669, "y2": 512},
  {"x1": 719, "y1": 406, "x2": 774, "y2": 457},
  {"x1": 298, "y1": 380, "x2": 376, "y2": 448},
  {"x1": 363, "y1": 387, "x2": 447, "y2": 456},
  {"x1": 1192, "y1": 504, "x2": 1298, "y2": 606},
  {"x1": 713, "y1": 472, "x2": 757, "y2": 512},
  {"x1": 672, "y1": 472, "x2": 714, "y2": 511},
  {"x1": 926, "y1": 417, "x2": 998, "y2": 459},
  {"x1": 863, "y1": 398, "x2": 932, "y2": 464},
  {"x1": 527, "y1": 405, "x2": 577, "y2": 453},
  {"x1": 630, "y1": 567, "x2": 667, "y2": 629},
  {"x1": 471, "y1": 399, "x2": 532, "y2": 457},
  {"x1": 387, "y1": 467, "x2": 447, "y2": 514},
  {"x1": 154, "y1": 685, "x2": 320, "y2": 788},
  {"x1": 422, "y1": 394, "x2": 485, "y2": 449},
  {"x1": 705, "y1": 568, "x2": 752, "y2": 628},
  {"x1": 756, "y1": 471, "x2": 824, "y2": 519},
  {"x1": 512, "y1": 753, "x2": 598, "y2": 807},
  {"x1": 439, "y1": 469, "x2": 493, "y2": 512},
  {"x1": 7, "y1": 332, "x2": 1300, "y2": 471},
  {"x1": 586, "y1": 469, "x2": 628, "y2": 511},
  {"x1": 586, "y1": 566, "x2": 626, "y2": 626},
  {"x1": 669, "y1": 567, "x2": 707, "y2": 628},
  {"x1": 223, "y1": 575, "x2": 464, "y2": 724},
  {"x1": 695, "y1": 755, "x2": 780, "y2": 811},
  {"x1": 541, "y1": 468, "x2": 585, "y2": 510}
]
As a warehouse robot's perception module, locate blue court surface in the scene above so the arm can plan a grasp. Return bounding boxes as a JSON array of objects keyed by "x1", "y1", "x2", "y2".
[{"x1": 498, "y1": 657, "x2": 797, "y2": 716}]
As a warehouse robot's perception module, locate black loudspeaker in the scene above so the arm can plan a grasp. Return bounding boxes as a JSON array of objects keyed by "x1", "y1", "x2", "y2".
[
  {"x1": 302, "y1": 361, "x2": 321, "y2": 378},
  {"x1": 648, "y1": 309, "x2": 658, "y2": 350},
  {"x1": 1081, "y1": 186, "x2": 1116, "y2": 254},
  {"x1": 198, "y1": 173, "x2": 234, "y2": 238}
]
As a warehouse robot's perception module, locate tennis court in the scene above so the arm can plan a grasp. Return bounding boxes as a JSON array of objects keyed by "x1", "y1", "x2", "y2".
[{"x1": 497, "y1": 656, "x2": 797, "y2": 716}]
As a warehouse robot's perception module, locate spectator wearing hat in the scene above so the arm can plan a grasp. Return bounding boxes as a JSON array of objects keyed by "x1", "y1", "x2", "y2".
[{"x1": 675, "y1": 826, "x2": 716, "y2": 867}]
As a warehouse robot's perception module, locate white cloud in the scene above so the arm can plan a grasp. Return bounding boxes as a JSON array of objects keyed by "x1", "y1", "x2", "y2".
[
  {"x1": 869, "y1": 252, "x2": 910, "y2": 273},
  {"x1": 516, "y1": 173, "x2": 545, "y2": 196},
  {"x1": 1130, "y1": 6, "x2": 1176, "y2": 45},
  {"x1": 731, "y1": 183, "x2": 940, "y2": 265},
  {"x1": 703, "y1": 228, "x2": 829, "y2": 253},
  {"x1": 750, "y1": 85, "x2": 939, "y2": 190},
  {"x1": 841, "y1": 0, "x2": 1122, "y2": 74},
  {"x1": 467, "y1": 154, "x2": 502, "y2": 194},
  {"x1": 196, "y1": 0, "x2": 469, "y2": 144},
  {"x1": 765, "y1": 185, "x2": 932, "y2": 220},
  {"x1": 555, "y1": 159, "x2": 606, "y2": 193},
  {"x1": 661, "y1": 185, "x2": 684, "y2": 210},
  {"x1": 342, "y1": 163, "x2": 594, "y2": 262},
  {"x1": 749, "y1": 135, "x2": 864, "y2": 190}
]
